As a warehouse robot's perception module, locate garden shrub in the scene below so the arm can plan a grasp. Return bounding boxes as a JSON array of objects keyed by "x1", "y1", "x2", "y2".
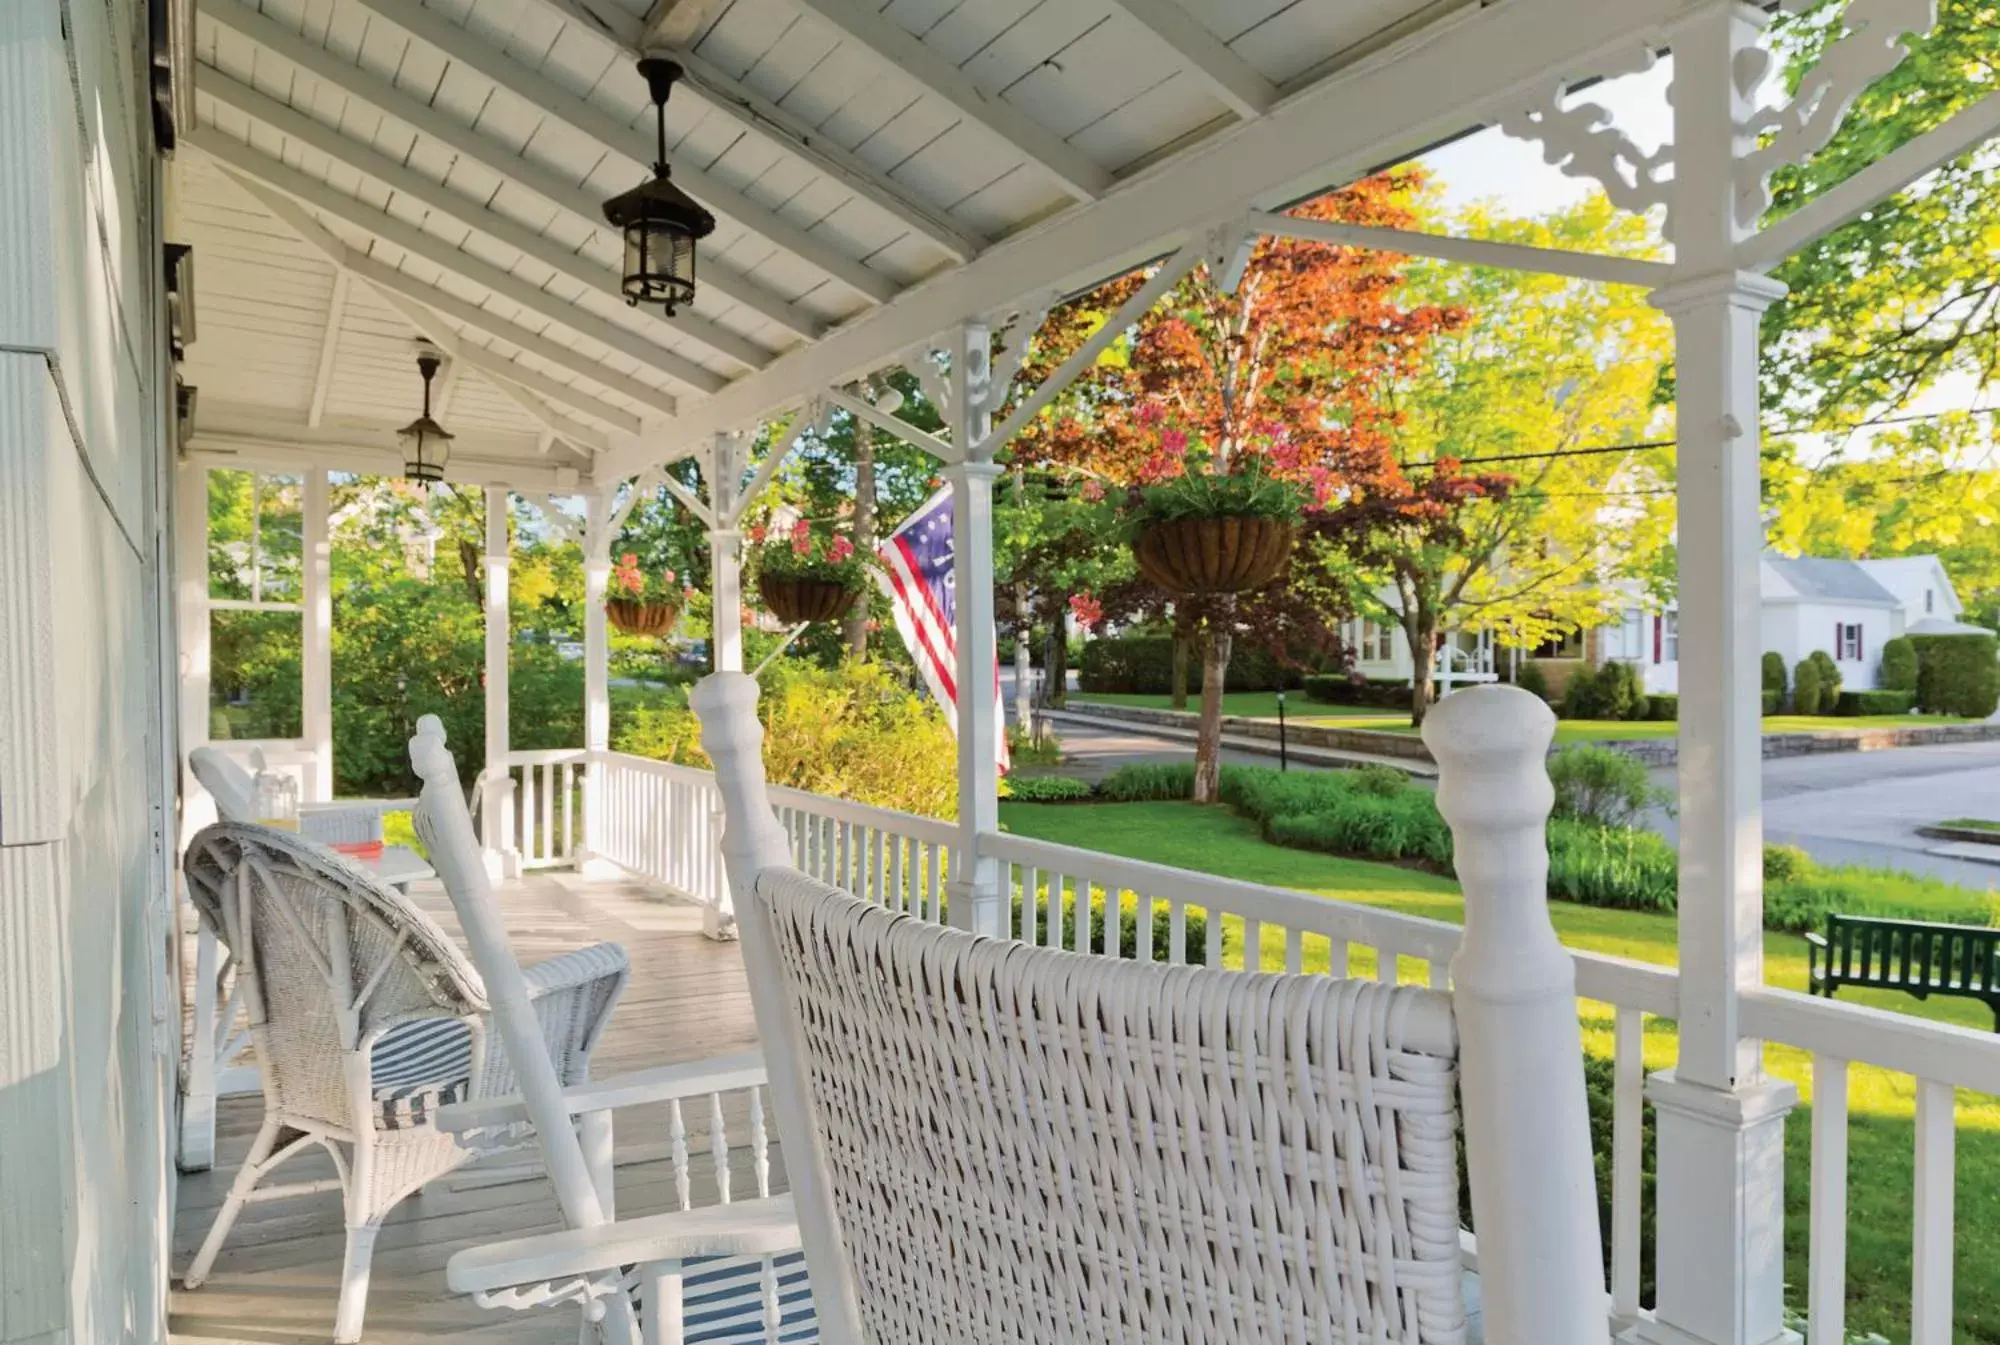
[
  {"x1": 1352, "y1": 763, "x2": 1410, "y2": 797},
  {"x1": 1761, "y1": 689, "x2": 1782, "y2": 714},
  {"x1": 1008, "y1": 888, "x2": 1209, "y2": 964},
  {"x1": 1096, "y1": 761, "x2": 1196, "y2": 802},
  {"x1": 614, "y1": 659, "x2": 958, "y2": 818},
  {"x1": 1302, "y1": 674, "x2": 1411, "y2": 707},
  {"x1": 1763, "y1": 844, "x2": 1812, "y2": 883},
  {"x1": 1808, "y1": 650, "x2": 1842, "y2": 708},
  {"x1": 1911, "y1": 631, "x2": 2000, "y2": 717},
  {"x1": 1078, "y1": 634, "x2": 1305, "y2": 694},
  {"x1": 1515, "y1": 660, "x2": 1551, "y2": 702},
  {"x1": 1562, "y1": 660, "x2": 1648, "y2": 721},
  {"x1": 1762, "y1": 650, "x2": 1788, "y2": 702},
  {"x1": 1004, "y1": 774, "x2": 1094, "y2": 802},
  {"x1": 1879, "y1": 636, "x2": 1918, "y2": 693},
  {"x1": 1647, "y1": 694, "x2": 1678, "y2": 721},
  {"x1": 1833, "y1": 689, "x2": 1916, "y2": 716},
  {"x1": 1792, "y1": 656, "x2": 1824, "y2": 716},
  {"x1": 1545, "y1": 820, "x2": 1678, "y2": 912},
  {"x1": 1223, "y1": 766, "x2": 1452, "y2": 867},
  {"x1": 1763, "y1": 864, "x2": 1997, "y2": 935},
  {"x1": 1547, "y1": 745, "x2": 1669, "y2": 829}
]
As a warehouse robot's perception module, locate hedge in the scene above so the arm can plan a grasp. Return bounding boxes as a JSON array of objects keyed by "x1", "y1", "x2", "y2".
[
  {"x1": 1879, "y1": 636, "x2": 1918, "y2": 693},
  {"x1": 1007, "y1": 889, "x2": 1209, "y2": 963},
  {"x1": 1833, "y1": 689, "x2": 1916, "y2": 716},
  {"x1": 1792, "y1": 656, "x2": 1825, "y2": 716},
  {"x1": 1647, "y1": 694, "x2": 1678, "y2": 721},
  {"x1": 1078, "y1": 634, "x2": 1306, "y2": 694},
  {"x1": 1302, "y1": 673, "x2": 1412, "y2": 708},
  {"x1": 1004, "y1": 774, "x2": 1094, "y2": 802},
  {"x1": 1910, "y1": 631, "x2": 2000, "y2": 717},
  {"x1": 1762, "y1": 689, "x2": 1782, "y2": 714},
  {"x1": 1097, "y1": 761, "x2": 1197, "y2": 801},
  {"x1": 1762, "y1": 650, "x2": 1788, "y2": 699},
  {"x1": 1560, "y1": 660, "x2": 1648, "y2": 721}
]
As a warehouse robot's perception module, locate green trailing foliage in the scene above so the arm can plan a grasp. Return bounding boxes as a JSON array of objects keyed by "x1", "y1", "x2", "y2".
[
  {"x1": 1080, "y1": 634, "x2": 1307, "y2": 695},
  {"x1": 1133, "y1": 469, "x2": 1308, "y2": 524},
  {"x1": 1911, "y1": 632, "x2": 2000, "y2": 717},
  {"x1": 1878, "y1": 636, "x2": 1919, "y2": 693},
  {"x1": 1003, "y1": 774, "x2": 1095, "y2": 803}
]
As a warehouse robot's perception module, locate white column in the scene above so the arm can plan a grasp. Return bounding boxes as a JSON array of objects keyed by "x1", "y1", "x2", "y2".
[
  {"x1": 947, "y1": 320, "x2": 1004, "y2": 936},
  {"x1": 483, "y1": 487, "x2": 517, "y2": 877},
  {"x1": 301, "y1": 468, "x2": 332, "y2": 801},
  {"x1": 710, "y1": 432, "x2": 745, "y2": 675},
  {"x1": 175, "y1": 461, "x2": 218, "y2": 1172},
  {"x1": 706, "y1": 434, "x2": 745, "y2": 937},
  {"x1": 580, "y1": 489, "x2": 615, "y2": 879},
  {"x1": 1632, "y1": 8, "x2": 1796, "y2": 1345}
]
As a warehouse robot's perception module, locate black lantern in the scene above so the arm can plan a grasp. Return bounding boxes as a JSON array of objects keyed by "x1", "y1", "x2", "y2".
[
  {"x1": 602, "y1": 58, "x2": 716, "y2": 314},
  {"x1": 397, "y1": 348, "x2": 453, "y2": 485}
]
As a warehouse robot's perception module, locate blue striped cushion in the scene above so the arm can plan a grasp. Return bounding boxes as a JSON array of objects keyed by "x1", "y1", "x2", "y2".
[
  {"x1": 674, "y1": 1254, "x2": 815, "y2": 1344},
  {"x1": 370, "y1": 1018, "x2": 473, "y2": 1131}
]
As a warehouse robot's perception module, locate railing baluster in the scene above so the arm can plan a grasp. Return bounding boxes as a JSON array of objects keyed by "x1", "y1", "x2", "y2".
[
  {"x1": 1807, "y1": 1053, "x2": 1849, "y2": 1345},
  {"x1": 1284, "y1": 927, "x2": 1302, "y2": 974},
  {"x1": 1022, "y1": 865, "x2": 1039, "y2": 945},
  {"x1": 1330, "y1": 938, "x2": 1348, "y2": 978},
  {"x1": 869, "y1": 827, "x2": 884, "y2": 905},
  {"x1": 926, "y1": 844, "x2": 941, "y2": 922},
  {"x1": 711, "y1": 1093, "x2": 731, "y2": 1205},
  {"x1": 751, "y1": 1087, "x2": 770, "y2": 1199},
  {"x1": 1168, "y1": 900, "x2": 1186, "y2": 966},
  {"x1": 562, "y1": 762, "x2": 575, "y2": 857},
  {"x1": 1136, "y1": 892, "x2": 1154, "y2": 964},
  {"x1": 1242, "y1": 917, "x2": 1262, "y2": 973},
  {"x1": 1611, "y1": 1007, "x2": 1644, "y2": 1324},
  {"x1": 1205, "y1": 907, "x2": 1221, "y2": 967},
  {"x1": 1911, "y1": 1077, "x2": 1956, "y2": 1345},
  {"x1": 669, "y1": 1098, "x2": 690, "y2": 1211},
  {"x1": 540, "y1": 763, "x2": 554, "y2": 863}
]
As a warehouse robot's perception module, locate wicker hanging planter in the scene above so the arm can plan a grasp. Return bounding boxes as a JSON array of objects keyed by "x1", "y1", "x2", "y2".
[
  {"x1": 1132, "y1": 515, "x2": 1296, "y2": 596},
  {"x1": 605, "y1": 598, "x2": 680, "y2": 636},
  {"x1": 759, "y1": 575, "x2": 860, "y2": 624}
]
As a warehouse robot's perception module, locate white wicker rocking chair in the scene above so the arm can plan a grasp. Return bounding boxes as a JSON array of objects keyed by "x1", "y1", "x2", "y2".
[
  {"x1": 179, "y1": 818, "x2": 629, "y2": 1343},
  {"x1": 441, "y1": 675, "x2": 1610, "y2": 1345}
]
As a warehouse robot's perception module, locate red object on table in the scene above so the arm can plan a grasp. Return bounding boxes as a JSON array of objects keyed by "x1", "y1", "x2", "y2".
[{"x1": 331, "y1": 840, "x2": 385, "y2": 861}]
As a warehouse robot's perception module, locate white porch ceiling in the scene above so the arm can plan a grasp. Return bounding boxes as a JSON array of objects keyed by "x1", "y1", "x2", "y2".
[{"x1": 172, "y1": 0, "x2": 1696, "y2": 489}]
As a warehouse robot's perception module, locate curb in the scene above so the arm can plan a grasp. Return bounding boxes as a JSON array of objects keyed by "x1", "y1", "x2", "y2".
[{"x1": 1043, "y1": 708, "x2": 1438, "y2": 777}]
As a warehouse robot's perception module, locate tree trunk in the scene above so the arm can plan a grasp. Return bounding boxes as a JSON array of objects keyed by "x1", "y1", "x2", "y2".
[
  {"x1": 1194, "y1": 619, "x2": 1233, "y2": 804},
  {"x1": 1046, "y1": 616, "x2": 1069, "y2": 709},
  {"x1": 1013, "y1": 585, "x2": 1034, "y2": 738},
  {"x1": 842, "y1": 419, "x2": 878, "y2": 657},
  {"x1": 1170, "y1": 628, "x2": 1192, "y2": 710},
  {"x1": 1408, "y1": 615, "x2": 1440, "y2": 729}
]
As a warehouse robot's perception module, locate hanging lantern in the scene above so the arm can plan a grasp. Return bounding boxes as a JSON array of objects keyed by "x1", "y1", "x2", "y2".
[
  {"x1": 397, "y1": 347, "x2": 453, "y2": 485},
  {"x1": 603, "y1": 58, "x2": 716, "y2": 314}
]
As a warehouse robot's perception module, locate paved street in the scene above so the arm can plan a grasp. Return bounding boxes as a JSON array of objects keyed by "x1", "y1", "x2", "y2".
[{"x1": 1036, "y1": 701, "x2": 2000, "y2": 886}]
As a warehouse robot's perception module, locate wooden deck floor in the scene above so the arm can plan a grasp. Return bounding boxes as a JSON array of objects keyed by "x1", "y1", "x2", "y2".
[{"x1": 170, "y1": 870, "x2": 763, "y2": 1344}]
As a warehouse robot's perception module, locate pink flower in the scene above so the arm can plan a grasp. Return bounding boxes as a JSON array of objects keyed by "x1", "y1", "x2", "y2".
[
  {"x1": 1161, "y1": 427, "x2": 1189, "y2": 456},
  {"x1": 1069, "y1": 592, "x2": 1104, "y2": 631},
  {"x1": 748, "y1": 525, "x2": 767, "y2": 545},
  {"x1": 618, "y1": 552, "x2": 638, "y2": 568},
  {"x1": 684, "y1": 584, "x2": 696, "y2": 600},
  {"x1": 1079, "y1": 479, "x2": 1105, "y2": 502},
  {"x1": 1135, "y1": 401, "x2": 1164, "y2": 427},
  {"x1": 829, "y1": 536, "x2": 855, "y2": 562},
  {"x1": 790, "y1": 518, "x2": 810, "y2": 543},
  {"x1": 663, "y1": 568, "x2": 676, "y2": 584}
]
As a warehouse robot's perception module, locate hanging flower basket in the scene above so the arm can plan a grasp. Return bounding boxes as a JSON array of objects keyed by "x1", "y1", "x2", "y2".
[
  {"x1": 605, "y1": 597, "x2": 681, "y2": 636},
  {"x1": 1132, "y1": 514, "x2": 1296, "y2": 595},
  {"x1": 758, "y1": 575, "x2": 859, "y2": 624}
]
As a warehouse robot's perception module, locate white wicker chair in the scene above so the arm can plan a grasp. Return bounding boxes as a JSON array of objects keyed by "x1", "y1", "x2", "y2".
[
  {"x1": 442, "y1": 675, "x2": 1610, "y2": 1345},
  {"x1": 179, "y1": 819, "x2": 629, "y2": 1343}
]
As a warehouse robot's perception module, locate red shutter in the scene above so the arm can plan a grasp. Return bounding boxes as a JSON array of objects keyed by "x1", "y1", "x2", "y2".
[
  {"x1": 1834, "y1": 620, "x2": 1841, "y2": 659},
  {"x1": 1856, "y1": 625, "x2": 1864, "y2": 662},
  {"x1": 1653, "y1": 616, "x2": 1663, "y2": 663}
]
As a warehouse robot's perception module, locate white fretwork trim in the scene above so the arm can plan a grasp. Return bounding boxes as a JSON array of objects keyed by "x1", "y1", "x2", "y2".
[
  {"x1": 1498, "y1": 43, "x2": 1676, "y2": 232},
  {"x1": 1733, "y1": 0, "x2": 1935, "y2": 227}
]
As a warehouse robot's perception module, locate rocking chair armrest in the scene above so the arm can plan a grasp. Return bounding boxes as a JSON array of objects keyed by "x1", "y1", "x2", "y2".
[
  {"x1": 436, "y1": 1051, "x2": 769, "y2": 1134},
  {"x1": 522, "y1": 941, "x2": 631, "y2": 998},
  {"x1": 446, "y1": 1194, "x2": 799, "y2": 1296}
]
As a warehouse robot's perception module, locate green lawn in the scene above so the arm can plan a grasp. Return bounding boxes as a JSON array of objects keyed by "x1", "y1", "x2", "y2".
[
  {"x1": 1000, "y1": 798, "x2": 2000, "y2": 1344},
  {"x1": 1072, "y1": 692, "x2": 1976, "y2": 743}
]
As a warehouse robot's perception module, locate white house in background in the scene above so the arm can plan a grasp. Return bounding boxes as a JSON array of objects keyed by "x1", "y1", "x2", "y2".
[
  {"x1": 1609, "y1": 554, "x2": 1964, "y2": 695},
  {"x1": 1344, "y1": 555, "x2": 1966, "y2": 696}
]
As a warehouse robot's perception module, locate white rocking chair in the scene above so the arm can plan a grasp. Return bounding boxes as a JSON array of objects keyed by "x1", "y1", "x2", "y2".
[
  {"x1": 441, "y1": 675, "x2": 1610, "y2": 1345},
  {"x1": 179, "y1": 818, "x2": 629, "y2": 1342}
]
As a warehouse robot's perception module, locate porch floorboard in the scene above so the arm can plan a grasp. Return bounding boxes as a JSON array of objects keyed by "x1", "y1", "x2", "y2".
[{"x1": 170, "y1": 870, "x2": 762, "y2": 1344}]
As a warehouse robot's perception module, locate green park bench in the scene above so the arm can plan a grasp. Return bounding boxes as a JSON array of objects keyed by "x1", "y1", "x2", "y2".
[{"x1": 1806, "y1": 913, "x2": 2000, "y2": 1029}]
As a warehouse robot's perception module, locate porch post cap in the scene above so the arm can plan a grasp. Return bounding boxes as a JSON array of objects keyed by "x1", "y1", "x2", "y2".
[{"x1": 1648, "y1": 269, "x2": 1789, "y2": 315}]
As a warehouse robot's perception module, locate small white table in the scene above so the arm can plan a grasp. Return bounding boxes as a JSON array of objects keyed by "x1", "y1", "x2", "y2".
[{"x1": 180, "y1": 840, "x2": 436, "y2": 1170}]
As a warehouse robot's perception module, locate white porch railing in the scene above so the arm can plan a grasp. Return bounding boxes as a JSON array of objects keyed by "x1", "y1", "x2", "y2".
[
  {"x1": 501, "y1": 749, "x2": 586, "y2": 869},
  {"x1": 580, "y1": 745, "x2": 2000, "y2": 1345}
]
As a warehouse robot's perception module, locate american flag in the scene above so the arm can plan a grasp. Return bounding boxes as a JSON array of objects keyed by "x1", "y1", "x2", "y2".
[{"x1": 877, "y1": 485, "x2": 1010, "y2": 774}]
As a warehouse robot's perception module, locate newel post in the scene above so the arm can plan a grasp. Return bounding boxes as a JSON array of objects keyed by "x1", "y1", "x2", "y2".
[
  {"x1": 579, "y1": 489, "x2": 615, "y2": 879},
  {"x1": 1424, "y1": 685, "x2": 1608, "y2": 1345},
  {"x1": 947, "y1": 320, "x2": 1005, "y2": 937},
  {"x1": 691, "y1": 673, "x2": 867, "y2": 1343},
  {"x1": 482, "y1": 487, "x2": 518, "y2": 878}
]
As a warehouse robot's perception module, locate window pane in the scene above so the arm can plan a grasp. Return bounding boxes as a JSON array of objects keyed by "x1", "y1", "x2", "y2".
[
  {"x1": 210, "y1": 609, "x2": 303, "y2": 740},
  {"x1": 206, "y1": 469, "x2": 303, "y2": 602}
]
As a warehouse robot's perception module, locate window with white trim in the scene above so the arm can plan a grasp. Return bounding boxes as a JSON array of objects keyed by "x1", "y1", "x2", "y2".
[
  {"x1": 1838, "y1": 622, "x2": 1864, "y2": 661},
  {"x1": 206, "y1": 469, "x2": 305, "y2": 740},
  {"x1": 1662, "y1": 612, "x2": 1679, "y2": 662}
]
